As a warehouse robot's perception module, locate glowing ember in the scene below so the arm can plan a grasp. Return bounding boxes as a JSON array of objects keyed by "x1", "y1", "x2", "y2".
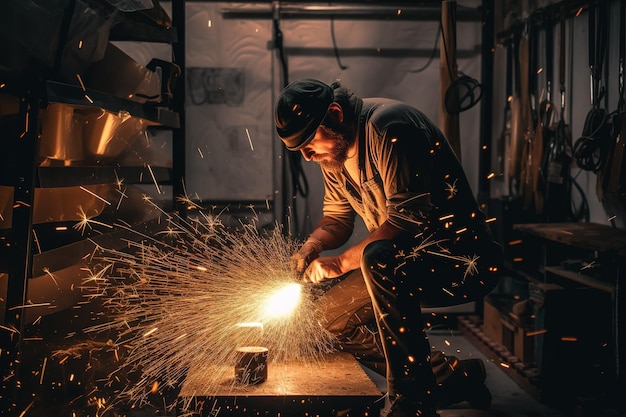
[{"x1": 262, "y1": 283, "x2": 302, "y2": 319}]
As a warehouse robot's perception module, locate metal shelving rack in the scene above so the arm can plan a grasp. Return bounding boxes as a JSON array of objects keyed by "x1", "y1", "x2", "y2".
[{"x1": 0, "y1": 2, "x2": 184, "y2": 413}]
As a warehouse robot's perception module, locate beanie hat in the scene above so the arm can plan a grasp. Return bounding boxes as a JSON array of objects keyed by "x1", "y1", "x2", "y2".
[{"x1": 275, "y1": 79, "x2": 334, "y2": 150}]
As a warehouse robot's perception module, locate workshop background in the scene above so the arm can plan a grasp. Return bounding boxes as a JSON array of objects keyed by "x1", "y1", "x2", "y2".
[{"x1": 0, "y1": 1, "x2": 624, "y2": 417}]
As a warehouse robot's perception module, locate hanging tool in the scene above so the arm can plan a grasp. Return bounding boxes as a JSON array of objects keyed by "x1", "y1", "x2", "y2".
[
  {"x1": 508, "y1": 31, "x2": 524, "y2": 195},
  {"x1": 535, "y1": 11, "x2": 557, "y2": 217},
  {"x1": 573, "y1": 0, "x2": 611, "y2": 182},
  {"x1": 498, "y1": 43, "x2": 513, "y2": 193},
  {"x1": 520, "y1": 21, "x2": 538, "y2": 212},
  {"x1": 603, "y1": 0, "x2": 626, "y2": 206},
  {"x1": 543, "y1": 6, "x2": 575, "y2": 222}
]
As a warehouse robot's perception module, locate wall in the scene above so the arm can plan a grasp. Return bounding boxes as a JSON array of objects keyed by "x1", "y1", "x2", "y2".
[{"x1": 184, "y1": 2, "x2": 484, "y2": 244}]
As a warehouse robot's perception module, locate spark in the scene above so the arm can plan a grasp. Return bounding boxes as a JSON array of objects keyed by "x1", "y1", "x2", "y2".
[
  {"x1": 444, "y1": 179, "x2": 458, "y2": 199},
  {"x1": 18, "y1": 401, "x2": 34, "y2": 417},
  {"x1": 73, "y1": 205, "x2": 113, "y2": 235},
  {"x1": 39, "y1": 357, "x2": 47, "y2": 384},
  {"x1": 115, "y1": 186, "x2": 128, "y2": 210},
  {"x1": 245, "y1": 128, "x2": 254, "y2": 151},
  {"x1": 76, "y1": 74, "x2": 86, "y2": 91},
  {"x1": 146, "y1": 164, "x2": 162, "y2": 194},
  {"x1": 79, "y1": 186, "x2": 111, "y2": 206},
  {"x1": 114, "y1": 170, "x2": 124, "y2": 189},
  {"x1": 33, "y1": 228, "x2": 42, "y2": 254},
  {"x1": 74, "y1": 205, "x2": 336, "y2": 414},
  {"x1": 580, "y1": 261, "x2": 596, "y2": 271},
  {"x1": 43, "y1": 268, "x2": 60, "y2": 288},
  {"x1": 404, "y1": 234, "x2": 447, "y2": 261},
  {"x1": 197, "y1": 147, "x2": 204, "y2": 158},
  {"x1": 0, "y1": 324, "x2": 19, "y2": 334},
  {"x1": 8, "y1": 302, "x2": 52, "y2": 310}
]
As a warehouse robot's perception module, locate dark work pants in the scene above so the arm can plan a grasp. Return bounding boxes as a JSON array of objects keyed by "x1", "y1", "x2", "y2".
[
  {"x1": 320, "y1": 236, "x2": 501, "y2": 407},
  {"x1": 362, "y1": 237, "x2": 501, "y2": 404}
]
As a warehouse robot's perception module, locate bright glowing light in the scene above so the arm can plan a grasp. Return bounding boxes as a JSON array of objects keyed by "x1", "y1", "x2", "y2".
[{"x1": 262, "y1": 283, "x2": 302, "y2": 319}]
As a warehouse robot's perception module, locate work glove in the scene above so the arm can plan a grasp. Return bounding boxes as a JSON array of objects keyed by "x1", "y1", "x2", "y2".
[{"x1": 290, "y1": 237, "x2": 324, "y2": 274}]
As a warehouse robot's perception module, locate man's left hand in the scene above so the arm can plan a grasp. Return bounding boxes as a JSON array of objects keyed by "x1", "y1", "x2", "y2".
[{"x1": 302, "y1": 256, "x2": 344, "y2": 283}]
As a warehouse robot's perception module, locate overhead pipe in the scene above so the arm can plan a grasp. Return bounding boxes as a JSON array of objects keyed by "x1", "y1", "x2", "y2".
[
  {"x1": 220, "y1": 3, "x2": 482, "y2": 21},
  {"x1": 439, "y1": 1, "x2": 461, "y2": 160}
]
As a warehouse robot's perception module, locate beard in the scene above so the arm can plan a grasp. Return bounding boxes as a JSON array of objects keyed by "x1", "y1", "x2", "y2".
[{"x1": 317, "y1": 125, "x2": 351, "y2": 172}]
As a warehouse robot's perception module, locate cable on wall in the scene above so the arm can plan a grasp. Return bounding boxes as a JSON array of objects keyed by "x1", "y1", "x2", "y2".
[{"x1": 273, "y1": 1, "x2": 309, "y2": 237}]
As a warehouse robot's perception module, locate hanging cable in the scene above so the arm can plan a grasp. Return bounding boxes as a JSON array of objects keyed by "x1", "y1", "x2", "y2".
[
  {"x1": 273, "y1": 2, "x2": 309, "y2": 236},
  {"x1": 408, "y1": 22, "x2": 441, "y2": 73},
  {"x1": 439, "y1": 15, "x2": 482, "y2": 115},
  {"x1": 573, "y1": 0, "x2": 611, "y2": 173},
  {"x1": 330, "y1": 15, "x2": 348, "y2": 70}
]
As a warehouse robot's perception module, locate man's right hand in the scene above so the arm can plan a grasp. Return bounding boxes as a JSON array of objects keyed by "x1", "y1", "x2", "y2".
[{"x1": 290, "y1": 237, "x2": 324, "y2": 274}]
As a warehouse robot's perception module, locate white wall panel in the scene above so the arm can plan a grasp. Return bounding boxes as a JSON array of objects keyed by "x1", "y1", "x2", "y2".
[{"x1": 186, "y1": 3, "x2": 274, "y2": 201}]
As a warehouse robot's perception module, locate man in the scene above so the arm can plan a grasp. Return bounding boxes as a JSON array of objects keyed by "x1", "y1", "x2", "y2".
[{"x1": 275, "y1": 79, "x2": 502, "y2": 417}]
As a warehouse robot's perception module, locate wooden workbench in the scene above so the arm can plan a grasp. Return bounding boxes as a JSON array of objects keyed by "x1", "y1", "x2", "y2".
[
  {"x1": 177, "y1": 352, "x2": 384, "y2": 416},
  {"x1": 513, "y1": 222, "x2": 626, "y2": 257}
]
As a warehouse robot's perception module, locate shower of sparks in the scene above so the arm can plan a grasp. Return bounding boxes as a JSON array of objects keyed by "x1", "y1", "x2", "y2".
[{"x1": 75, "y1": 199, "x2": 336, "y2": 414}]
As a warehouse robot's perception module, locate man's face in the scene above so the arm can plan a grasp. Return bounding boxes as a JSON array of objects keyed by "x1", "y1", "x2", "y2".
[{"x1": 299, "y1": 125, "x2": 350, "y2": 171}]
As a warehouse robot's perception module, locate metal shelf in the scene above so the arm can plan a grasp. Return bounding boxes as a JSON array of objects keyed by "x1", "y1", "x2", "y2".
[
  {"x1": 36, "y1": 165, "x2": 172, "y2": 188},
  {"x1": 44, "y1": 80, "x2": 180, "y2": 129},
  {"x1": 544, "y1": 265, "x2": 615, "y2": 293}
]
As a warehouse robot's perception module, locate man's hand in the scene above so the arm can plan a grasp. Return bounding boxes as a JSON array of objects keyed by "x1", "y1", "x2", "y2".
[
  {"x1": 290, "y1": 237, "x2": 324, "y2": 274},
  {"x1": 302, "y1": 256, "x2": 344, "y2": 283}
]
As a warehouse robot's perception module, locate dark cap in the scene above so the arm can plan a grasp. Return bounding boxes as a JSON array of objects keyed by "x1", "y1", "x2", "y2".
[{"x1": 275, "y1": 79, "x2": 334, "y2": 150}]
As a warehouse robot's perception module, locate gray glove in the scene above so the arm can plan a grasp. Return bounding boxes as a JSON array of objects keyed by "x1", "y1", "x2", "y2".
[{"x1": 290, "y1": 237, "x2": 324, "y2": 274}]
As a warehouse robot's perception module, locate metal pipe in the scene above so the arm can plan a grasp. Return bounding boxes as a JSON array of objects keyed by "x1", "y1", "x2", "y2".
[
  {"x1": 172, "y1": 0, "x2": 187, "y2": 217},
  {"x1": 478, "y1": 0, "x2": 494, "y2": 205},
  {"x1": 221, "y1": 3, "x2": 482, "y2": 21}
]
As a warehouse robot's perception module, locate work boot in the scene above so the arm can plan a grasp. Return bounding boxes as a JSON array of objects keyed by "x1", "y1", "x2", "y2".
[
  {"x1": 434, "y1": 358, "x2": 492, "y2": 410},
  {"x1": 385, "y1": 395, "x2": 440, "y2": 417}
]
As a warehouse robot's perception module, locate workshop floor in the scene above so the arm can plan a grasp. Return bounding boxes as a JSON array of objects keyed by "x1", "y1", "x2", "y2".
[{"x1": 367, "y1": 329, "x2": 623, "y2": 417}]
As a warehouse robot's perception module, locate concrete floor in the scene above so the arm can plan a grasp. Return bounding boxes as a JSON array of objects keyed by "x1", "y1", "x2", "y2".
[
  {"x1": 361, "y1": 330, "x2": 623, "y2": 417},
  {"x1": 363, "y1": 331, "x2": 566, "y2": 417}
]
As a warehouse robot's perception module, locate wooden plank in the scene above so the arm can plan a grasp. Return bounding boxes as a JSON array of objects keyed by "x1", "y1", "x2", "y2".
[
  {"x1": 178, "y1": 352, "x2": 384, "y2": 417},
  {"x1": 513, "y1": 222, "x2": 626, "y2": 257}
]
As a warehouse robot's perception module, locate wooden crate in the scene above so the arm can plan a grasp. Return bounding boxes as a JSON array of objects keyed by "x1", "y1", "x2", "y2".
[{"x1": 483, "y1": 299, "x2": 534, "y2": 364}]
